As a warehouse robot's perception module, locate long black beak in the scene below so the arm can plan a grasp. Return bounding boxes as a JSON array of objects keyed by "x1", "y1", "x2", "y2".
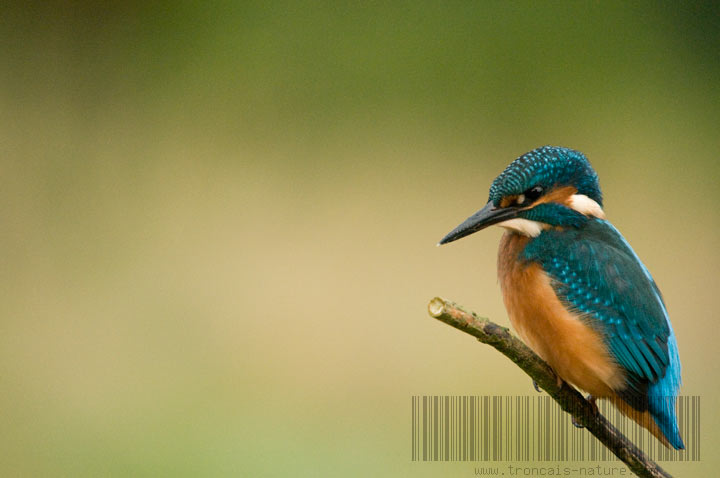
[{"x1": 437, "y1": 201, "x2": 518, "y2": 245}]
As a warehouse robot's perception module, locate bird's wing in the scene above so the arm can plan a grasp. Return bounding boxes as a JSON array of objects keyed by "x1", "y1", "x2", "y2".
[{"x1": 523, "y1": 219, "x2": 671, "y2": 395}]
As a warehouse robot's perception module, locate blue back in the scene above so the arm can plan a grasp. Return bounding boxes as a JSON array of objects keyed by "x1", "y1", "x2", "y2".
[{"x1": 523, "y1": 219, "x2": 684, "y2": 449}]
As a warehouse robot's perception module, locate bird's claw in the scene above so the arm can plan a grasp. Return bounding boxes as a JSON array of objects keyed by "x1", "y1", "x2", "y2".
[
  {"x1": 534, "y1": 367, "x2": 565, "y2": 393},
  {"x1": 571, "y1": 414, "x2": 584, "y2": 429},
  {"x1": 572, "y1": 394, "x2": 599, "y2": 429}
]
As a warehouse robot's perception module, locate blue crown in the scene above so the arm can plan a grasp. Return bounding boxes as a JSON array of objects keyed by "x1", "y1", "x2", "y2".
[{"x1": 488, "y1": 146, "x2": 603, "y2": 207}]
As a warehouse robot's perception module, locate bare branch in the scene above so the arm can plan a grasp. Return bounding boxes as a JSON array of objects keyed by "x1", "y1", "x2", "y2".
[{"x1": 428, "y1": 296, "x2": 672, "y2": 478}]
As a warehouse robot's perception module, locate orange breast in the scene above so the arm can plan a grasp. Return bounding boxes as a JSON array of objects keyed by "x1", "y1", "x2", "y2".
[{"x1": 497, "y1": 232, "x2": 625, "y2": 397}]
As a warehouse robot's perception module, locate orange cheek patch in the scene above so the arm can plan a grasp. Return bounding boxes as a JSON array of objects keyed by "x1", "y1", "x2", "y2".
[
  {"x1": 527, "y1": 185, "x2": 577, "y2": 208},
  {"x1": 500, "y1": 196, "x2": 519, "y2": 208},
  {"x1": 499, "y1": 186, "x2": 578, "y2": 210}
]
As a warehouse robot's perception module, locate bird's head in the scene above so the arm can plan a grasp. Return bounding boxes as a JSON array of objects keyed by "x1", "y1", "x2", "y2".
[{"x1": 439, "y1": 146, "x2": 605, "y2": 245}]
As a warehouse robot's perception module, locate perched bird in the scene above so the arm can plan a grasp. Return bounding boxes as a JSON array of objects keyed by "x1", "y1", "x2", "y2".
[{"x1": 438, "y1": 146, "x2": 683, "y2": 449}]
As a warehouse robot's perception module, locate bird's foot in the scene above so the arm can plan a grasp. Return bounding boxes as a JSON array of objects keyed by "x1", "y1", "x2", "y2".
[
  {"x1": 572, "y1": 394, "x2": 599, "y2": 429},
  {"x1": 548, "y1": 367, "x2": 564, "y2": 389},
  {"x1": 571, "y1": 414, "x2": 584, "y2": 428},
  {"x1": 586, "y1": 394, "x2": 599, "y2": 415},
  {"x1": 533, "y1": 367, "x2": 565, "y2": 393}
]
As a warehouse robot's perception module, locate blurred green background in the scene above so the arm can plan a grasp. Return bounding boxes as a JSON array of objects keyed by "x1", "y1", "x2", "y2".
[{"x1": 2, "y1": 1, "x2": 718, "y2": 476}]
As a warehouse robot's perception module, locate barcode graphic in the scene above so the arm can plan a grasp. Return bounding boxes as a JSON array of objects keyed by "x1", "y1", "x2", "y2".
[{"x1": 411, "y1": 396, "x2": 699, "y2": 461}]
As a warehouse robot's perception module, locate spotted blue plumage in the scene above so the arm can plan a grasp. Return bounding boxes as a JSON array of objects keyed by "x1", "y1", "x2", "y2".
[
  {"x1": 523, "y1": 219, "x2": 684, "y2": 449},
  {"x1": 489, "y1": 146, "x2": 603, "y2": 207}
]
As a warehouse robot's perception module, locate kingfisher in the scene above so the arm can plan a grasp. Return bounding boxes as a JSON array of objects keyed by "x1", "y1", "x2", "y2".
[{"x1": 438, "y1": 146, "x2": 684, "y2": 449}]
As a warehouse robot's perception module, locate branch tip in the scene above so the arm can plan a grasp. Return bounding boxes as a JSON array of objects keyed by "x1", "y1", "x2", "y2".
[{"x1": 428, "y1": 297, "x2": 446, "y2": 317}]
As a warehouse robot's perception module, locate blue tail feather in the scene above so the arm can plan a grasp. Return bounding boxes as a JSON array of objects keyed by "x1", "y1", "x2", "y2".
[{"x1": 648, "y1": 331, "x2": 684, "y2": 449}]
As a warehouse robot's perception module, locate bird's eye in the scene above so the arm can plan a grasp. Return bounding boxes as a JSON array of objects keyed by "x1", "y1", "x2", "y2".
[{"x1": 519, "y1": 186, "x2": 544, "y2": 204}]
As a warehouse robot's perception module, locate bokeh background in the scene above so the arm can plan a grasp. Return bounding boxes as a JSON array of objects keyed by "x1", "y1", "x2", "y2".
[{"x1": 2, "y1": 2, "x2": 719, "y2": 476}]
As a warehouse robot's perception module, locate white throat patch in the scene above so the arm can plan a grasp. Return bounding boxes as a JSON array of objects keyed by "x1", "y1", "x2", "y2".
[
  {"x1": 568, "y1": 194, "x2": 605, "y2": 218},
  {"x1": 496, "y1": 218, "x2": 545, "y2": 237}
]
